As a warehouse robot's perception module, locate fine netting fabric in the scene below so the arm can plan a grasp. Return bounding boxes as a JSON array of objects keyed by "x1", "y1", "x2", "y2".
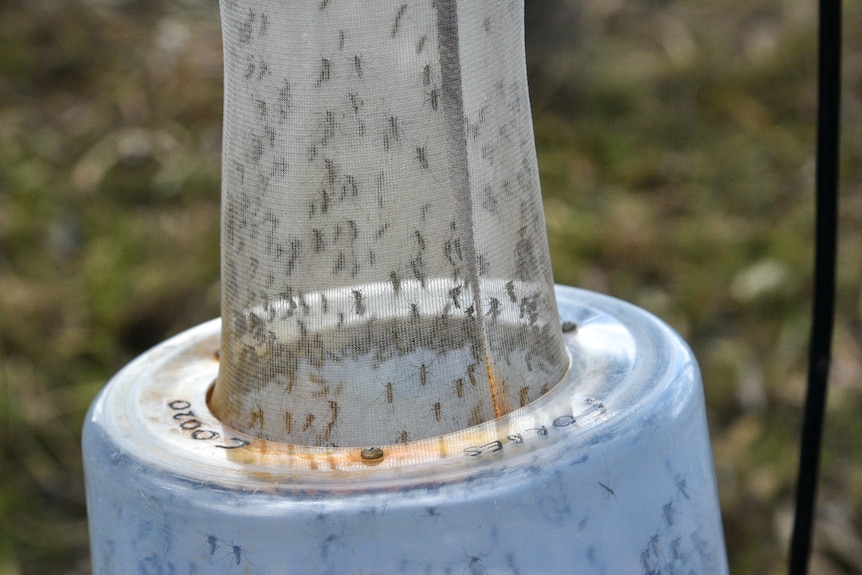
[{"x1": 213, "y1": 0, "x2": 569, "y2": 447}]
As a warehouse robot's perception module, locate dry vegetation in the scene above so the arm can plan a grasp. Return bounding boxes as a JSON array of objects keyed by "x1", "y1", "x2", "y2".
[{"x1": 1, "y1": 0, "x2": 861, "y2": 573}]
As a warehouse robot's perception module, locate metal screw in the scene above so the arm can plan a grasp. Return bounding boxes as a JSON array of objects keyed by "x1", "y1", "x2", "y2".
[{"x1": 360, "y1": 447, "x2": 384, "y2": 460}]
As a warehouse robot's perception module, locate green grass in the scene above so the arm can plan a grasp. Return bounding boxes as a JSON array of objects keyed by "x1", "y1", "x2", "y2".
[{"x1": 2, "y1": 0, "x2": 861, "y2": 573}]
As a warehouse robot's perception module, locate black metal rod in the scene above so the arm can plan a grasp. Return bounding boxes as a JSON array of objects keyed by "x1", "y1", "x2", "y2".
[{"x1": 787, "y1": 0, "x2": 841, "y2": 572}]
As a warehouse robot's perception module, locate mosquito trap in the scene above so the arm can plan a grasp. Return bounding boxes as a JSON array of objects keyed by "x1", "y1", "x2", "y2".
[{"x1": 83, "y1": 2, "x2": 729, "y2": 573}]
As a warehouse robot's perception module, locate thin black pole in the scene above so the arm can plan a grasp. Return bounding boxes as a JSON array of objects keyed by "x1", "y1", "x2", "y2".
[{"x1": 787, "y1": 0, "x2": 841, "y2": 572}]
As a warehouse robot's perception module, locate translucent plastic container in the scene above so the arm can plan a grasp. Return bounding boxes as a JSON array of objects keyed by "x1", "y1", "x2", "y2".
[{"x1": 83, "y1": 286, "x2": 728, "y2": 574}]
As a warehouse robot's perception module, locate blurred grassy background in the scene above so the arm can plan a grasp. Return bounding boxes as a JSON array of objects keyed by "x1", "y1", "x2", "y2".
[{"x1": 0, "y1": 0, "x2": 860, "y2": 573}]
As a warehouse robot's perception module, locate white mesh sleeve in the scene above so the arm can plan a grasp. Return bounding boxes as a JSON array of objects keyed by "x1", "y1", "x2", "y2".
[{"x1": 213, "y1": 0, "x2": 569, "y2": 447}]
